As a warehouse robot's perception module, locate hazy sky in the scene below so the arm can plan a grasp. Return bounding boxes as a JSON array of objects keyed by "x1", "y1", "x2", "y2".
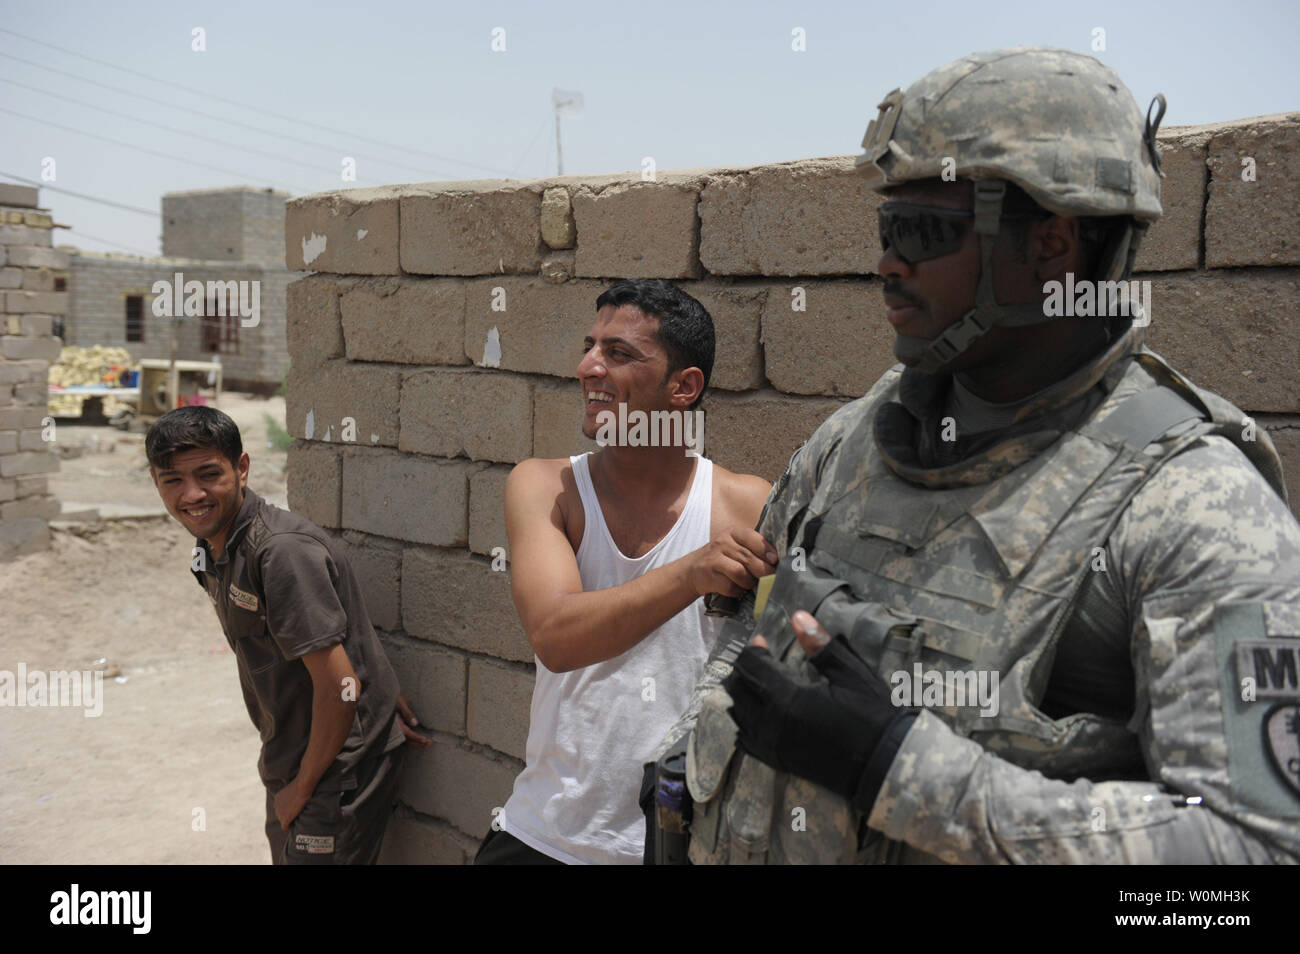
[{"x1": 1, "y1": 0, "x2": 1296, "y2": 257}]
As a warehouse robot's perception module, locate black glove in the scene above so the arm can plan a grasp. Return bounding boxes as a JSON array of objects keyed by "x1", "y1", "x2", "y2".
[{"x1": 723, "y1": 632, "x2": 917, "y2": 813}]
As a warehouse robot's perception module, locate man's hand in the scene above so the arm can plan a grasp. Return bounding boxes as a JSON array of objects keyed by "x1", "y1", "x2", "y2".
[
  {"x1": 274, "y1": 778, "x2": 312, "y2": 831},
  {"x1": 396, "y1": 694, "x2": 432, "y2": 748},
  {"x1": 684, "y1": 528, "x2": 778, "y2": 599},
  {"x1": 722, "y1": 610, "x2": 914, "y2": 812}
]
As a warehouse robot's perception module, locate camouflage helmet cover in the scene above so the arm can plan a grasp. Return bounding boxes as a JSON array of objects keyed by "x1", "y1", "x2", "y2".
[{"x1": 856, "y1": 46, "x2": 1164, "y2": 223}]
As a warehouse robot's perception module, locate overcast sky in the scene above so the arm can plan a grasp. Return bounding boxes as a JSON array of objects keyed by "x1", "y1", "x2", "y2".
[{"x1": 1, "y1": 0, "x2": 1296, "y2": 257}]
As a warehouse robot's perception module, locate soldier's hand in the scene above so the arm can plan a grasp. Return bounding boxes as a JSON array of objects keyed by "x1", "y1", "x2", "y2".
[
  {"x1": 723, "y1": 611, "x2": 913, "y2": 811},
  {"x1": 395, "y1": 695, "x2": 432, "y2": 748},
  {"x1": 685, "y1": 528, "x2": 777, "y2": 599}
]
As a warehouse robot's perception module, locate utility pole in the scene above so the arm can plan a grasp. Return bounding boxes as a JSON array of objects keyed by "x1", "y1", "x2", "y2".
[{"x1": 552, "y1": 88, "x2": 583, "y2": 176}]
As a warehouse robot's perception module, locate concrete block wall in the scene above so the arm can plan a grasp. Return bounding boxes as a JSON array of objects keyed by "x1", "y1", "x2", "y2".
[
  {"x1": 282, "y1": 113, "x2": 1300, "y2": 863},
  {"x1": 162, "y1": 187, "x2": 289, "y2": 266},
  {"x1": 0, "y1": 183, "x2": 63, "y2": 560}
]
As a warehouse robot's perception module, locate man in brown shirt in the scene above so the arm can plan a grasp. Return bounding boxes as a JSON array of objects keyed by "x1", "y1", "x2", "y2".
[{"x1": 147, "y1": 406, "x2": 426, "y2": 864}]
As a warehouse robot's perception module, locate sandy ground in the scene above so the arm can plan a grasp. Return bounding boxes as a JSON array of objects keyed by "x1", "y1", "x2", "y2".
[{"x1": 0, "y1": 394, "x2": 290, "y2": 864}]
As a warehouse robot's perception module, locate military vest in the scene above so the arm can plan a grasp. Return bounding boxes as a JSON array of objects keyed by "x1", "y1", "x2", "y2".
[{"x1": 685, "y1": 347, "x2": 1287, "y2": 864}]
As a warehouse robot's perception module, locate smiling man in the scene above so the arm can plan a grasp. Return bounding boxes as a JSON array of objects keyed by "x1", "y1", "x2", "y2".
[
  {"x1": 474, "y1": 278, "x2": 775, "y2": 864},
  {"x1": 652, "y1": 47, "x2": 1300, "y2": 864},
  {"x1": 147, "y1": 406, "x2": 427, "y2": 864}
]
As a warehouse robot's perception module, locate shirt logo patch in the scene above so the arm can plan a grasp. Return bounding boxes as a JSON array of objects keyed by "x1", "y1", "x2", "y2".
[
  {"x1": 1235, "y1": 639, "x2": 1300, "y2": 698},
  {"x1": 1264, "y1": 704, "x2": 1300, "y2": 795},
  {"x1": 294, "y1": 833, "x2": 335, "y2": 854},
  {"x1": 228, "y1": 583, "x2": 259, "y2": 613}
]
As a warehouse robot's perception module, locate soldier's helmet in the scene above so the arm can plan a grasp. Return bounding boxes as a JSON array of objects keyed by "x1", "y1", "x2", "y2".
[{"x1": 855, "y1": 47, "x2": 1167, "y2": 372}]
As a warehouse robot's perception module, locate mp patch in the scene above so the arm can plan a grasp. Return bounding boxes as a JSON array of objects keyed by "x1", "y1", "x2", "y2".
[
  {"x1": 1235, "y1": 639, "x2": 1300, "y2": 698},
  {"x1": 294, "y1": 833, "x2": 335, "y2": 855},
  {"x1": 1264, "y1": 704, "x2": 1300, "y2": 796},
  {"x1": 228, "y1": 583, "x2": 259, "y2": 613}
]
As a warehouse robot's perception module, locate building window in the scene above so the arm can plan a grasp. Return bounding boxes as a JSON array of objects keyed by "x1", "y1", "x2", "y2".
[
  {"x1": 54, "y1": 276, "x2": 67, "y2": 292},
  {"x1": 201, "y1": 293, "x2": 240, "y2": 355},
  {"x1": 125, "y1": 295, "x2": 144, "y2": 342}
]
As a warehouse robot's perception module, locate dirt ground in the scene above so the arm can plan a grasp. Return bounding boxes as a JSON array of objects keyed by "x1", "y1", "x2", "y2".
[{"x1": 0, "y1": 393, "x2": 291, "y2": 864}]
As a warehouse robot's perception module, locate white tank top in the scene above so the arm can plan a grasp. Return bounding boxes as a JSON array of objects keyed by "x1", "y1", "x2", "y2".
[{"x1": 500, "y1": 452, "x2": 723, "y2": 864}]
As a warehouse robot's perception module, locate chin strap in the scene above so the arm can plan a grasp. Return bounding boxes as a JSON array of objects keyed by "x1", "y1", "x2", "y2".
[{"x1": 893, "y1": 180, "x2": 1056, "y2": 373}]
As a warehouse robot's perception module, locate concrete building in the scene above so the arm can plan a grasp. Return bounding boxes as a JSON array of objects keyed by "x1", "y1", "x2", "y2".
[{"x1": 64, "y1": 187, "x2": 294, "y2": 393}]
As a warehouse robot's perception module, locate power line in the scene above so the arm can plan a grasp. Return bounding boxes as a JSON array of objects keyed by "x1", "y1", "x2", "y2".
[
  {"x1": 63, "y1": 229, "x2": 157, "y2": 257},
  {"x1": 0, "y1": 27, "x2": 518, "y2": 177},
  {"x1": 0, "y1": 106, "x2": 307, "y2": 193},
  {"x1": 0, "y1": 75, "x2": 383, "y2": 184},
  {"x1": 0, "y1": 171, "x2": 160, "y2": 217},
  {"x1": 0, "y1": 50, "x2": 469, "y2": 182}
]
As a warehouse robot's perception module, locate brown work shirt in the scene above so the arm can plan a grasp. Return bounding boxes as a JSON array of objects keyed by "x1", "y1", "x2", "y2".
[{"x1": 191, "y1": 488, "x2": 404, "y2": 793}]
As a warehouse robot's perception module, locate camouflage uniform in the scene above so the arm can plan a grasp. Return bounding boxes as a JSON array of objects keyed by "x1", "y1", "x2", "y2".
[{"x1": 655, "y1": 48, "x2": 1300, "y2": 864}]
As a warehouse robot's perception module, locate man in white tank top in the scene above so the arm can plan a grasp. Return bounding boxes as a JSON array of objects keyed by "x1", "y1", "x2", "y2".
[{"x1": 474, "y1": 279, "x2": 776, "y2": 864}]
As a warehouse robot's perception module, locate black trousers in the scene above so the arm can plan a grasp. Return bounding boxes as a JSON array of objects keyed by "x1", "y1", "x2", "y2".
[{"x1": 474, "y1": 827, "x2": 565, "y2": 865}]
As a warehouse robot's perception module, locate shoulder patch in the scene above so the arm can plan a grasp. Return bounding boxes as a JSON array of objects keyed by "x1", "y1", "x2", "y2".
[
  {"x1": 228, "y1": 583, "x2": 259, "y2": 613},
  {"x1": 1264, "y1": 704, "x2": 1300, "y2": 796}
]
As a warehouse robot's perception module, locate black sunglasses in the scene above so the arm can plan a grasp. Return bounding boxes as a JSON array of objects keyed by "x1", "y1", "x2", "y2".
[{"x1": 878, "y1": 201, "x2": 1047, "y2": 264}]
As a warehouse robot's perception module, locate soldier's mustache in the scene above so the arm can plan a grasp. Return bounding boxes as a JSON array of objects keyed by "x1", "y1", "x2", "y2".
[{"x1": 881, "y1": 282, "x2": 924, "y2": 309}]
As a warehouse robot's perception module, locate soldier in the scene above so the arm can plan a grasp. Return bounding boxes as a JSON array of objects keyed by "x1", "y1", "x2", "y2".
[{"x1": 651, "y1": 46, "x2": 1300, "y2": 863}]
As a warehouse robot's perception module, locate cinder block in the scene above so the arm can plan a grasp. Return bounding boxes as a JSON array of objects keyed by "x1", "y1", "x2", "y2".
[
  {"x1": 286, "y1": 440, "x2": 342, "y2": 528},
  {"x1": 572, "y1": 179, "x2": 701, "y2": 279},
  {"x1": 0, "y1": 431, "x2": 15, "y2": 455},
  {"x1": 532, "y1": 380, "x2": 598, "y2": 459},
  {"x1": 379, "y1": 811, "x2": 479, "y2": 865},
  {"x1": 4, "y1": 291, "x2": 66, "y2": 315},
  {"x1": 400, "y1": 187, "x2": 542, "y2": 276},
  {"x1": 0, "y1": 268, "x2": 20, "y2": 289},
  {"x1": 0, "y1": 225, "x2": 52, "y2": 247},
  {"x1": 13, "y1": 383, "x2": 46, "y2": 406},
  {"x1": 1142, "y1": 268, "x2": 1300, "y2": 413},
  {"x1": 1, "y1": 494, "x2": 59, "y2": 521},
  {"x1": 336, "y1": 529, "x2": 403, "y2": 631},
  {"x1": 761, "y1": 279, "x2": 894, "y2": 397},
  {"x1": 3, "y1": 247, "x2": 69, "y2": 269},
  {"x1": 0, "y1": 516, "x2": 51, "y2": 561},
  {"x1": 1206, "y1": 115, "x2": 1300, "y2": 267},
  {"x1": 462, "y1": 277, "x2": 603, "y2": 376},
  {"x1": 1, "y1": 335, "x2": 60, "y2": 361},
  {"x1": 285, "y1": 274, "x2": 344, "y2": 369},
  {"x1": 285, "y1": 187, "x2": 399, "y2": 274},
  {"x1": 466, "y1": 658, "x2": 533, "y2": 760},
  {"x1": 0, "y1": 184, "x2": 39, "y2": 208},
  {"x1": 21, "y1": 268, "x2": 53, "y2": 292},
  {"x1": 17, "y1": 314, "x2": 53, "y2": 337},
  {"x1": 468, "y1": 464, "x2": 512, "y2": 558},
  {"x1": 0, "y1": 478, "x2": 14, "y2": 503},
  {"x1": 0, "y1": 451, "x2": 57, "y2": 478},
  {"x1": 342, "y1": 450, "x2": 477, "y2": 545},
  {"x1": 285, "y1": 359, "x2": 401, "y2": 447},
  {"x1": 342, "y1": 278, "x2": 468, "y2": 366},
  {"x1": 14, "y1": 474, "x2": 47, "y2": 496},
  {"x1": 396, "y1": 736, "x2": 519, "y2": 838},
  {"x1": 401, "y1": 546, "x2": 532, "y2": 663},
  {"x1": 18, "y1": 429, "x2": 46, "y2": 451},
  {"x1": 400, "y1": 369, "x2": 533, "y2": 463},
  {"x1": 705, "y1": 391, "x2": 849, "y2": 483},
  {"x1": 681, "y1": 283, "x2": 765, "y2": 391},
  {"x1": 381, "y1": 636, "x2": 467, "y2": 736},
  {"x1": 1262, "y1": 419, "x2": 1300, "y2": 519},
  {"x1": 1136, "y1": 130, "x2": 1209, "y2": 272},
  {"x1": 700, "y1": 159, "x2": 882, "y2": 277},
  {"x1": 0, "y1": 407, "x2": 45, "y2": 430},
  {"x1": 541, "y1": 187, "x2": 575, "y2": 250}
]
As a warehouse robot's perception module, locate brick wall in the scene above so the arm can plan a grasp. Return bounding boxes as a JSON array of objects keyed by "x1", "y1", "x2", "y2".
[
  {"x1": 282, "y1": 113, "x2": 1300, "y2": 863},
  {"x1": 0, "y1": 183, "x2": 64, "y2": 560},
  {"x1": 161, "y1": 187, "x2": 289, "y2": 266}
]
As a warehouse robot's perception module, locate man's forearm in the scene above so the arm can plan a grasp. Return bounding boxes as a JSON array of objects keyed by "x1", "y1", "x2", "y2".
[
  {"x1": 528, "y1": 555, "x2": 702, "y2": 672},
  {"x1": 292, "y1": 687, "x2": 357, "y2": 797}
]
